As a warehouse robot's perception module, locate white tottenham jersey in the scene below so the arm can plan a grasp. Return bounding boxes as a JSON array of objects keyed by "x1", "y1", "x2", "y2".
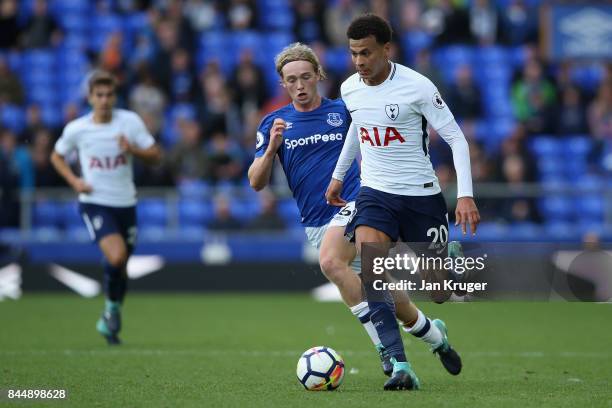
[
  {"x1": 341, "y1": 62, "x2": 454, "y2": 196},
  {"x1": 54, "y1": 109, "x2": 155, "y2": 207}
]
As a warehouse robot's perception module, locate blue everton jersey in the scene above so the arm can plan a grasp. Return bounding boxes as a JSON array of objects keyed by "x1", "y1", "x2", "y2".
[{"x1": 255, "y1": 98, "x2": 360, "y2": 227}]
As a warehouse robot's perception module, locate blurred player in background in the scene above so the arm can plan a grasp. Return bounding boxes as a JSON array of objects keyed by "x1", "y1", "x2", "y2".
[
  {"x1": 50, "y1": 71, "x2": 162, "y2": 345},
  {"x1": 248, "y1": 43, "x2": 397, "y2": 375},
  {"x1": 327, "y1": 14, "x2": 481, "y2": 390}
]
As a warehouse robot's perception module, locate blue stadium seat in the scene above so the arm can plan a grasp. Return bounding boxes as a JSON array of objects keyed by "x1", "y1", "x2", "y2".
[
  {"x1": 31, "y1": 226, "x2": 63, "y2": 242},
  {"x1": 508, "y1": 222, "x2": 541, "y2": 240},
  {"x1": 544, "y1": 221, "x2": 578, "y2": 241},
  {"x1": 178, "y1": 180, "x2": 212, "y2": 199},
  {"x1": 537, "y1": 155, "x2": 564, "y2": 175},
  {"x1": 178, "y1": 199, "x2": 214, "y2": 227},
  {"x1": 400, "y1": 31, "x2": 432, "y2": 63},
  {"x1": 540, "y1": 197, "x2": 574, "y2": 221},
  {"x1": 325, "y1": 47, "x2": 350, "y2": 75},
  {"x1": 260, "y1": 10, "x2": 294, "y2": 30},
  {"x1": 138, "y1": 199, "x2": 168, "y2": 227},
  {"x1": 576, "y1": 196, "x2": 604, "y2": 221},
  {"x1": 230, "y1": 200, "x2": 260, "y2": 222},
  {"x1": 564, "y1": 136, "x2": 592, "y2": 158},
  {"x1": 0, "y1": 105, "x2": 26, "y2": 133},
  {"x1": 28, "y1": 87, "x2": 57, "y2": 105},
  {"x1": 530, "y1": 137, "x2": 561, "y2": 156},
  {"x1": 41, "y1": 104, "x2": 63, "y2": 127},
  {"x1": 33, "y1": 201, "x2": 63, "y2": 228},
  {"x1": 57, "y1": 12, "x2": 89, "y2": 33},
  {"x1": 22, "y1": 50, "x2": 55, "y2": 69},
  {"x1": 474, "y1": 46, "x2": 509, "y2": 66},
  {"x1": 139, "y1": 225, "x2": 168, "y2": 242},
  {"x1": 570, "y1": 64, "x2": 604, "y2": 92},
  {"x1": 572, "y1": 174, "x2": 604, "y2": 192}
]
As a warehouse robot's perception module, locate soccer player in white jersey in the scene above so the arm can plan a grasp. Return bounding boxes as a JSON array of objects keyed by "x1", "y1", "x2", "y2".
[
  {"x1": 326, "y1": 14, "x2": 481, "y2": 390},
  {"x1": 51, "y1": 71, "x2": 162, "y2": 345}
]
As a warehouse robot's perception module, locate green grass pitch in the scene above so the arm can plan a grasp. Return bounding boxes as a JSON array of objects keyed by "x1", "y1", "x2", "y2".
[{"x1": 1, "y1": 294, "x2": 611, "y2": 407}]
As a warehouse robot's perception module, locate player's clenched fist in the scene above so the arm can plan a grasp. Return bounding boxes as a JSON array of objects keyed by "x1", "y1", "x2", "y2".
[{"x1": 267, "y1": 118, "x2": 286, "y2": 153}]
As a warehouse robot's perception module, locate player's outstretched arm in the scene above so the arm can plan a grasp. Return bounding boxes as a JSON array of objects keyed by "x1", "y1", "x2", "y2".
[
  {"x1": 50, "y1": 151, "x2": 92, "y2": 194},
  {"x1": 118, "y1": 135, "x2": 162, "y2": 165},
  {"x1": 436, "y1": 120, "x2": 480, "y2": 235},
  {"x1": 248, "y1": 118, "x2": 285, "y2": 191}
]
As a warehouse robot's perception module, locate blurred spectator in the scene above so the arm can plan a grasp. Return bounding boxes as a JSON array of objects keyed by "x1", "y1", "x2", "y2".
[
  {"x1": 198, "y1": 65, "x2": 242, "y2": 137},
  {"x1": 207, "y1": 132, "x2": 244, "y2": 184},
  {"x1": 63, "y1": 103, "x2": 82, "y2": 126},
  {"x1": 0, "y1": 143, "x2": 19, "y2": 227},
  {"x1": 22, "y1": 105, "x2": 46, "y2": 142},
  {"x1": 325, "y1": 0, "x2": 366, "y2": 46},
  {"x1": 424, "y1": 0, "x2": 473, "y2": 46},
  {"x1": 0, "y1": 56, "x2": 24, "y2": 105},
  {"x1": 30, "y1": 128, "x2": 62, "y2": 187},
  {"x1": 498, "y1": 154, "x2": 541, "y2": 223},
  {"x1": 166, "y1": 119, "x2": 209, "y2": 183},
  {"x1": 0, "y1": 0, "x2": 19, "y2": 49},
  {"x1": 169, "y1": 48, "x2": 197, "y2": 103},
  {"x1": 100, "y1": 32, "x2": 125, "y2": 76},
  {"x1": 209, "y1": 194, "x2": 242, "y2": 231},
  {"x1": 161, "y1": 0, "x2": 196, "y2": 52},
  {"x1": 587, "y1": 80, "x2": 612, "y2": 140},
  {"x1": 556, "y1": 86, "x2": 588, "y2": 136},
  {"x1": 413, "y1": 49, "x2": 446, "y2": 94},
  {"x1": 499, "y1": 0, "x2": 537, "y2": 45},
  {"x1": 184, "y1": 0, "x2": 219, "y2": 32},
  {"x1": 20, "y1": 0, "x2": 62, "y2": 48},
  {"x1": 469, "y1": 0, "x2": 498, "y2": 45},
  {"x1": 221, "y1": 0, "x2": 257, "y2": 31},
  {"x1": 494, "y1": 124, "x2": 537, "y2": 182},
  {"x1": 293, "y1": 0, "x2": 327, "y2": 44},
  {"x1": 247, "y1": 190, "x2": 286, "y2": 231},
  {"x1": 230, "y1": 51, "x2": 267, "y2": 116},
  {"x1": 0, "y1": 128, "x2": 34, "y2": 191},
  {"x1": 151, "y1": 17, "x2": 179, "y2": 92},
  {"x1": 129, "y1": 64, "x2": 167, "y2": 133},
  {"x1": 446, "y1": 64, "x2": 482, "y2": 120},
  {"x1": 511, "y1": 59, "x2": 556, "y2": 134}
]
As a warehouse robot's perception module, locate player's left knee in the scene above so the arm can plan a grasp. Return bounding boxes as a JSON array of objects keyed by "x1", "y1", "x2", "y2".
[{"x1": 319, "y1": 254, "x2": 350, "y2": 284}]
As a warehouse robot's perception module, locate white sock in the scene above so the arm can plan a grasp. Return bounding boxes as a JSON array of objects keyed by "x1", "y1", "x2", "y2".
[
  {"x1": 350, "y1": 301, "x2": 381, "y2": 347},
  {"x1": 403, "y1": 309, "x2": 443, "y2": 347}
]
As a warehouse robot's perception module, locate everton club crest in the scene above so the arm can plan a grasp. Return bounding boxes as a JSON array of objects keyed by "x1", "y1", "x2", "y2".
[{"x1": 327, "y1": 112, "x2": 343, "y2": 127}]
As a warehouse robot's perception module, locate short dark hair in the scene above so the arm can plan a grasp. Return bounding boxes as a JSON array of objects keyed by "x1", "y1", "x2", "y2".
[
  {"x1": 346, "y1": 13, "x2": 392, "y2": 44},
  {"x1": 88, "y1": 70, "x2": 117, "y2": 93}
]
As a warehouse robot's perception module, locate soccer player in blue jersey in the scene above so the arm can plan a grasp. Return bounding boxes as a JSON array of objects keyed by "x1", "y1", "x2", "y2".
[{"x1": 248, "y1": 43, "x2": 397, "y2": 374}]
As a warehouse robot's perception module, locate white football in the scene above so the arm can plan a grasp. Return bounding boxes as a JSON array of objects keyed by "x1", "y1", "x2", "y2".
[{"x1": 296, "y1": 346, "x2": 345, "y2": 391}]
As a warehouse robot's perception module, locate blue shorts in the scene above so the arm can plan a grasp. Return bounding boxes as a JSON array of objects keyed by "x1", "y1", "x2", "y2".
[
  {"x1": 78, "y1": 203, "x2": 137, "y2": 251},
  {"x1": 346, "y1": 187, "x2": 449, "y2": 244}
]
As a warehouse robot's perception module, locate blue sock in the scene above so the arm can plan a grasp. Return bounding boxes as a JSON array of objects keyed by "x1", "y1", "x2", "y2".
[
  {"x1": 103, "y1": 261, "x2": 127, "y2": 303},
  {"x1": 367, "y1": 292, "x2": 407, "y2": 363}
]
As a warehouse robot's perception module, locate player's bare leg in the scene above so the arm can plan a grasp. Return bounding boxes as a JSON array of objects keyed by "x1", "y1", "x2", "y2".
[
  {"x1": 319, "y1": 226, "x2": 361, "y2": 306},
  {"x1": 356, "y1": 225, "x2": 419, "y2": 390},
  {"x1": 97, "y1": 233, "x2": 129, "y2": 345}
]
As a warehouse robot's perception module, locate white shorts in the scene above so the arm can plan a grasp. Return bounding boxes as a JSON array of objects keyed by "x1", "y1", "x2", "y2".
[{"x1": 304, "y1": 202, "x2": 361, "y2": 274}]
